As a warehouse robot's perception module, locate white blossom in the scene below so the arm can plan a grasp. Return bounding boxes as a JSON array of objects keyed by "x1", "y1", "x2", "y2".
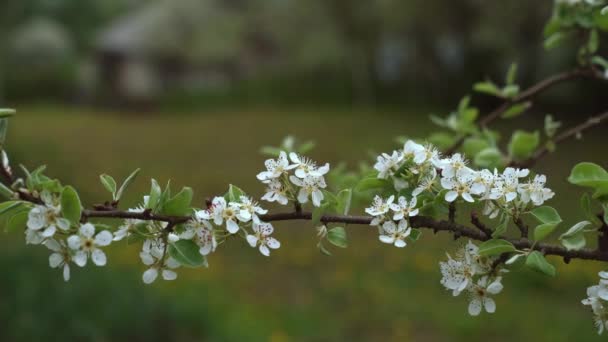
[
  {"x1": 365, "y1": 195, "x2": 395, "y2": 219},
  {"x1": 289, "y1": 153, "x2": 330, "y2": 179},
  {"x1": 440, "y1": 153, "x2": 470, "y2": 179},
  {"x1": 209, "y1": 197, "x2": 241, "y2": 233},
  {"x1": 261, "y1": 178, "x2": 289, "y2": 205},
  {"x1": 181, "y1": 211, "x2": 217, "y2": 256},
  {"x1": 289, "y1": 175, "x2": 326, "y2": 207},
  {"x1": 379, "y1": 220, "x2": 411, "y2": 248},
  {"x1": 246, "y1": 222, "x2": 281, "y2": 256},
  {"x1": 390, "y1": 196, "x2": 419, "y2": 220},
  {"x1": 44, "y1": 239, "x2": 71, "y2": 281},
  {"x1": 26, "y1": 193, "x2": 70, "y2": 244},
  {"x1": 235, "y1": 196, "x2": 268, "y2": 223},
  {"x1": 256, "y1": 151, "x2": 295, "y2": 183},
  {"x1": 518, "y1": 174, "x2": 555, "y2": 206},
  {"x1": 441, "y1": 172, "x2": 482, "y2": 203},
  {"x1": 140, "y1": 238, "x2": 180, "y2": 284},
  {"x1": 467, "y1": 276, "x2": 503, "y2": 316},
  {"x1": 374, "y1": 151, "x2": 403, "y2": 179},
  {"x1": 67, "y1": 223, "x2": 113, "y2": 267}
]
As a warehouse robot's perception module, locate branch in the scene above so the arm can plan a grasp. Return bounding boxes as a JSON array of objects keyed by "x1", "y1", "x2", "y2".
[
  {"x1": 445, "y1": 68, "x2": 601, "y2": 154},
  {"x1": 13, "y1": 190, "x2": 605, "y2": 263},
  {"x1": 511, "y1": 111, "x2": 608, "y2": 168}
]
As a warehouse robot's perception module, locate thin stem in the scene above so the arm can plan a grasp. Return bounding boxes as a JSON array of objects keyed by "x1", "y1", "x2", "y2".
[{"x1": 511, "y1": 111, "x2": 608, "y2": 168}]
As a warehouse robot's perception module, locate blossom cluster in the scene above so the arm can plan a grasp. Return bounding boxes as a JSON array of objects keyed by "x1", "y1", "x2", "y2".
[
  {"x1": 371, "y1": 140, "x2": 554, "y2": 221},
  {"x1": 582, "y1": 272, "x2": 608, "y2": 334},
  {"x1": 113, "y1": 194, "x2": 280, "y2": 284},
  {"x1": 257, "y1": 151, "x2": 330, "y2": 207},
  {"x1": 25, "y1": 191, "x2": 113, "y2": 281},
  {"x1": 440, "y1": 241, "x2": 505, "y2": 316}
]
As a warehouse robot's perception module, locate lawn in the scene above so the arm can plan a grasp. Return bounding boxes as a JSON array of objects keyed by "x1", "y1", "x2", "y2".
[{"x1": 0, "y1": 106, "x2": 606, "y2": 341}]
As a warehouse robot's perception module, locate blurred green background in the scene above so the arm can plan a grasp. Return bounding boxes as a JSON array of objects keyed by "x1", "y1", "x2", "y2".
[{"x1": 1, "y1": 0, "x2": 608, "y2": 341}]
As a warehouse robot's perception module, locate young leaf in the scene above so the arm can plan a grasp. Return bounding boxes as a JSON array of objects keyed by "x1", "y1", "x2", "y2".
[
  {"x1": 0, "y1": 182, "x2": 14, "y2": 199},
  {"x1": 567, "y1": 163, "x2": 608, "y2": 197},
  {"x1": 61, "y1": 186, "x2": 82, "y2": 225},
  {"x1": 116, "y1": 168, "x2": 141, "y2": 200},
  {"x1": 506, "y1": 63, "x2": 518, "y2": 85},
  {"x1": 162, "y1": 187, "x2": 193, "y2": 216},
  {"x1": 560, "y1": 221, "x2": 592, "y2": 239},
  {"x1": 534, "y1": 223, "x2": 559, "y2": 241},
  {"x1": 355, "y1": 177, "x2": 391, "y2": 192},
  {"x1": 474, "y1": 148, "x2": 504, "y2": 169},
  {"x1": 336, "y1": 189, "x2": 353, "y2": 215},
  {"x1": 508, "y1": 130, "x2": 539, "y2": 161},
  {"x1": 168, "y1": 240, "x2": 206, "y2": 267},
  {"x1": 501, "y1": 102, "x2": 531, "y2": 119},
  {"x1": 530, "y1": 206, "x2": 562, "y2": 224},
  {"x1": 227, "y1": 184, "x2": 246, "y2": 202},
  {"x1": 473, "y1": 81, "x2": 502, "y2": 97},
  {"x1": 327, "y1": 227, "x2": 348, "y2": 248},
  {"x1": 0, "y1": 109, "x2": 16, "y2": 118},
  {"x1": 147, "y1": 179, "x2": 162, "y2": 210},
  {"x1": 561, "y1": 233, "x2": 586, "y2": 251},
  {"x1": 5, "y1": 211, "x2": 28, "y2": 233},
  {"x1": 525, "y1": 251, "x2": 556, "y2": 277},
  {"x1": 478, "y1": 239, "x2": 516, "y2": 256},
  {"x1": 99, "y1": 174, "x2": 117, "y2": 197}
]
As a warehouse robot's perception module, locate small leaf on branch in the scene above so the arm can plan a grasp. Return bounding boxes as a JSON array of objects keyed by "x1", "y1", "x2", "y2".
[
  {"x1": 61, "y1": 186, "x2": 82, "y2": 225},
  {"x1": 116, "y1": 168, "x2": 141, "y2": 200},
  {"x1": 525, "y1": 251, "x2": 556, "y2": 277},
  {"x1": 327, "y1": 227, "x2": 348, "y2": 248},
  {"x1": 478, "y1": 239, "x2": 516, "y2": 256},
  {"x1": 99, "y1": 174, "x2": 117, "y2": 198},
  {"x1": 168, "y1": 240, "x2": 207, "y2": 267}
]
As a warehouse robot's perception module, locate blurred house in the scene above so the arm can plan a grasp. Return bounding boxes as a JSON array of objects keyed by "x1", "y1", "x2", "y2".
[{"x1": 95, "y1": 0, "x2": 279, "y2": 106}]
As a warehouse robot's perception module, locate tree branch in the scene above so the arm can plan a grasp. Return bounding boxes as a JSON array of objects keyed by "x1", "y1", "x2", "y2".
[
  {"x1": 445, "y1": 67, "x2": 601, "y2": 155},
  {"x1": 511, "y1": 110, "x2": 608, "y2": 168}
]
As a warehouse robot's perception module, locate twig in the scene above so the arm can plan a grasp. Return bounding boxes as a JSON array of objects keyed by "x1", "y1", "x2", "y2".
[
  {"x1": 445, "y1": 68, "x2": 600, "y2": 154},
  {"x1": 511, "y1": 111, "x2": 608, "y2": 168}
]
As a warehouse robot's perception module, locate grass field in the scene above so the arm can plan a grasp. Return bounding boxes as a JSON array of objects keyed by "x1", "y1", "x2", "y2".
[{"x1": 0, "y1": 106, "x2": 606, "y2": 341}]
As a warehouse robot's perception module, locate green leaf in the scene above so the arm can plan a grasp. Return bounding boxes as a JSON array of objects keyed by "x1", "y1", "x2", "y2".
[
  {"x1": 60, "y1": 186, "x2": 81, "y2": 225},
  {"x1": 474, "y1": 147, "x2": 504, "y2": 169},
  {"x1": 492, "y1": 213, "x2": 510, "y2": 238},
  {"x1": 561, "y1": 233, "x2": 586, "y2": 251},
  {"x1": 473, "y1": 81, "x2": 502, "y2": 97},
  {"x1": 227, "y1": 184, "x2": 246, "y2": 202},
  {"x1": 99, "y1": 174, "x2": 117, "y2": 197},
  {"x1": 525, "y1": 251, "x2": 556, "y2": 277},
  {"x1": 116, "y1": 168, "x2": 141, "y2": 200},
  {"x1": 355, "y1": 177, "x2": 391, "y2": 192},
  {"x1": 0, "y1": 119, "x2": 8, "y2": 146},
  {"x1": 534, "y1": 223, "x2": 559, "y2": 241},
  {"x1": 409, "y1": 228, "x2": 422, "y2": 241},
  {"x1": 506, "y1": 63, "x2": 518, "y2": 85},
  {"x1": 501, "y1": 102, "x2": 531, "y2": 119},
  {"x1": 501, "y1": 85, "x2": 520, "y2": 98},
  {"x1": 162, "y1": 187, "x2": 193, "y2": 216},
  {"x1": 147, "y1": 179, "x2": 162, "y2": 210},
  {"x1": 428, "y1": 132, "x2": 456, "y2": 150},
  {"x1": 0, "y1": 201, "x2": 25, "y2": 216},
  {"x1": 462, "y1": 138, "x2": 490, "y2": 157},
  {"x1": 508, "y1": 130, "x2": 539, "y2": 161},
  {"x1": 478, "y1": 239, "x2": 516, "y2": 256},
  {"x1": 568, "y1": 163, "x2": 608, "y2": 191},
  {"x1": 5, "y1": 211, "x2": 28, "y2": 233},
  {"x1": 561, "y1": 220, "x2": 592, "y2": 239},
  {"x1": 327, "y1": 227, "x2": 347, "y2": 248},
  {"x1": 0, "y1": 109, "x2": 16, "y2": 118},
  {"x1": 336, "y1": 189, "x2": 353, "y2": 215},
  {"x1": 529, "y1": 206, "x2": 562, "y2": 241},
  {"x1": 168, "y1": 240, "x2": 207, "y2": 267},
  {"x1": 588, "y1": 29, "x2": 600, "y2": 54},
  {"x1": 0, "y1": 182, "x2": 14, "y2": 199},
  {"x1": 544, "y1": 32, "x2": 566, "y2": 50},
  {"x1": 317, "y1": 242, "x2": 332, "y2": 256}
]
